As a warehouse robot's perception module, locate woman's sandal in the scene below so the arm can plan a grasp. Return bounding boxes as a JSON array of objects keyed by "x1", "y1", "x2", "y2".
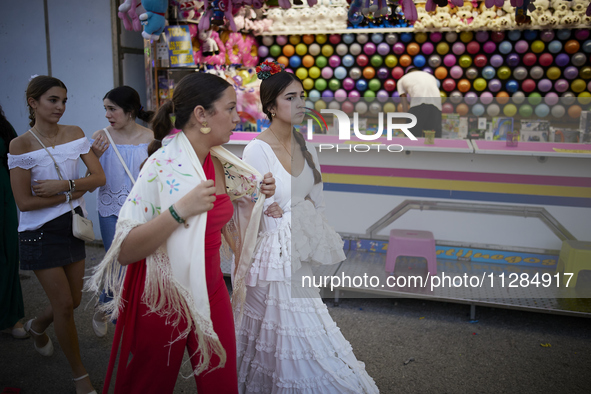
[
  {"x1": 23, "y1": 318, "x2": 54, "y2": 357},
  {"x1": 72, "y1": 374, "x2": 97, "y2": 394}
]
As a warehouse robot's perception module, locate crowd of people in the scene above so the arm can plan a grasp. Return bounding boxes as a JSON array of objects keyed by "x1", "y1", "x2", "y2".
[{"x1": 1, "y1": 64, "x2": 379, "y2": 394}]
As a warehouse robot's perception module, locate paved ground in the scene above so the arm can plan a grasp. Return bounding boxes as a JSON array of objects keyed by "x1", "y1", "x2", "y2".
[{"x1": 1, "y1": 245, "x2": 590, "y2": 393}]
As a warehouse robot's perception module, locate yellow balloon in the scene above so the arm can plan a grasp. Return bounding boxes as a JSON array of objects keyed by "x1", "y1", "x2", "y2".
[
  {"x1": 383, "y1": 102, "x2": 397, "y2": 113},
  {"x1": 237, "y1": 70, "x2": 250, "y2": 85},
  {"x1": 578, "y1": 92, "x2": 591, "y2": 105},
  {"x1": 308, "y1": 66, "x2": 321, "y2": 79},
  {"x1": 436, "y1": 42, "x2": 449, "y2": 55},
  {"x1": 296, "y1": 68, "x2": 309, "y2": 80},
  {"x1": 503, "y1": 104, "x2": 517, "y2": 117},
  {"x1": 289, "y1": 35, "x2": 301, "y2": 45},
  {"x1": 314, "y1": 100, "x2": 327, "y2": 111},
  {"x1": 302, "y1": 77, "x2": 314, "y2": 90},
  {"x1": 460, "y1": 31, "x2": 474, "y2": 43},
  {"x1": 546, "y1": 67, "x2": 561, "y2": 80},
  {"x1": 415, "y1": 33, "x2": 428, "y2": 44},
  {"x1": 571, "y1": 79, "x2": 586, "y2": 93},
  {"x1": 316, "y1": 34, "x2": 327, "y2": 44}
]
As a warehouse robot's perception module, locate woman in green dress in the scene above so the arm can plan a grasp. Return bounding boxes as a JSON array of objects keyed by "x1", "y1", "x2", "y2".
[{"x1": 0, "y1": 105, "x2": 27, "y2": 339}]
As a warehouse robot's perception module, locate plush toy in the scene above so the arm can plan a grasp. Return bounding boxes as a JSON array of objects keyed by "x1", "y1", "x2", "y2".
[
  {"x1": 267, "y1": 8, "x2": 286, "y2": 31},
  {"x1": 514, "y1": 0, "x2": 533, "y2": 24},
  {"x1": 400, "y1": 0, "x2": 418, "y2": 21},
  {"x1": 484, "y1": 0, "x2": 504, "y2": 8},
  {"x1": 199, "y1": 0, "x2": 236, "y2": 32},
  {"x1": 140, "y1": 0, "x2": 168, "y2": 40},
  {"x1": 199, "y1": 29, "x2": 219, "y2": 57},
  {"x1": 178, "y1": 1, "x2": 202, "y2": 20},
  {"x1": 119, "y1": 0, "x2": 143, "y2": 31}
]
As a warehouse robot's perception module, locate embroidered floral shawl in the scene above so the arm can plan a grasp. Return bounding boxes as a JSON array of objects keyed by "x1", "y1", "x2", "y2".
[{"x1": 85, "y1": 132, "x2": 264, "y2": 375}]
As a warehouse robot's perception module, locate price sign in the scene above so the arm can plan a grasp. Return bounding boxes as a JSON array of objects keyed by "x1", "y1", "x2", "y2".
[{"x1": 164, "y1": 26, "x2": 195, "y2": 68}]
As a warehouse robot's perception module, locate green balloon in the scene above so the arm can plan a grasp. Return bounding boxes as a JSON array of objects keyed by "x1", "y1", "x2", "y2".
[
  {"x1": 270, "y1": 45, "x2": 282, "y2": 57},
  {"x1": 328, "y1": 78, "x2": 341, "y2": 91},
  {"x1": 363, "y1": 90, "x2": 376, "y2": 100},
  {"x1": 370, "y1": 55, "x2": 383, "y2": 67},
  {"x1": 315, "y1": 56, "x2": 328, "y2": 68},
  {"x1": 368, "y1": 79, "x2": 382, "y2": 92},
  {"x1": 519, "y1": 104, "x2": 533, "y2": 117},
  {"x1": 528, "y1": 92, "x2": 542, "y2": 106},
  {"x1": 315, "y1": 78, "x2": 327, "y2": 91}
]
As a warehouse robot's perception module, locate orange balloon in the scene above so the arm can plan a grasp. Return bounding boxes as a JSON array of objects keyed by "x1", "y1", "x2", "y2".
[
  {"x1": 456, "y1": 103, "x2": 469, "y2": 116},
  {"x1": 277, "y1": 56, "x2": 289, "y2": 67},
  {"x1": 283, "y1": 44, "x2": 295, "y2": 57},
  {"x1": 302, "y1": 35, "x2": 315, "y2": 45},
  {"x1": 457, "y1": 79, "x2": 471, "y2": 93},
  {"x1": 564, "y1": 40, "x2": 580, "y2": 54},
  {"x1": 363, "y1": 67, "x2": 376, "y2": 79},
  {"x1": 435, "y1": 66, "x2": 448, "y2": 80},
  {"x1": 399, "y1": 54, "x2": 412, "y2": 67},
  {"x1": 302, "y1": 55, "x2": 315, "y2": 68},
  {"x1": 496, "y1": 91, "x2": 510, "y2": 105},
  {"x1": 407, "y1": 43, "x2": 420, "y2": 56},
  {"x1": 568, "y1": 105, "x2": 582, "y2": 118}
]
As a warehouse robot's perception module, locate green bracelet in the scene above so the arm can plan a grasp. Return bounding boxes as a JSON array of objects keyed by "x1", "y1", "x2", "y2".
[{"x1": 169, "y1": 204, "x2": 189, "y2": 228}]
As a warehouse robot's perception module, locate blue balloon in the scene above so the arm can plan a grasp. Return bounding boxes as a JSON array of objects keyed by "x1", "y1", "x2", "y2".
[
  {"x1": 400, "y1": 33, "x2": 413, "y2": 43},
  {"x1": 506, "y1": 79, "x2": 519, "y2": 93},
  {"x1": 472, "y1": 104, "x2": 485, "y2": 116},
  {"x1": 342, "y1": 54, "x2": 355, "y2": 67},
  {"x1": 289, "y1": 55, "x2": 301, "y2": 68},
  {"x1": 334, "y1": 66, "x2": 348, "y2": 80},
  {"x1": 583, "y1": 40, "x2": 591, "y2": 54},
  {"x1": 523, "y1": 30, "x2": 538, "y2": 41},
  {"x1": 343, "y1": 34, "x2": 355, "y2": 44},
  {"x1": 309, "y1": 89, "x2": 321, "y2": 100},
  {"x1": 535, "y1": 103, "x2": 550, "y2": 117},
  {"x1": 413, "y1": 55, "x2": 426, "y2": 67},
  {"x1": 548, "y1": 40, "x2": 562, "y2": 54},
  {"x1": 356, "y1": 79, "x2": 368, "y2": 91},
  {"x1": 556, "y1": 29, "x2": 571, "y2": 40},
  {"x1": 499, "y1": 42, "x2": 512, "y2": 54},
  {"x1": 483, "y1": 66, "x2": 496, "y2": 80},
  {"x1": 508, "y1": 30, "x2": 521, "y2": 41},
  {"x1": 371, "y1": 33, "x2": 384, "y2": 44}
]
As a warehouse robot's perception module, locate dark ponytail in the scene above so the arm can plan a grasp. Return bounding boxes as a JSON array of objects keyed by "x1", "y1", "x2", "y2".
[
  {"x1": 26, "y1": 76, "x2": 67, "y2": 127},
  {"x1": 103, "y1": 86, "x2": 154, "y2": 123},
  {"x1": 293, "y1": 129, "x2": 322, "y2": 184},
  {"x1": 148, "y1": 100, "x2": 174, "y2": 156},
  {"x1": 148, "y1": 73, "x2": 231, "y2": 158}
]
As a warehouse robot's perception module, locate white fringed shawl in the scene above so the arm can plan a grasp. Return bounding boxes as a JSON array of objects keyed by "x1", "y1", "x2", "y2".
[{"x1": 85, "y1": 132, "x2": 264, "y2": 375}]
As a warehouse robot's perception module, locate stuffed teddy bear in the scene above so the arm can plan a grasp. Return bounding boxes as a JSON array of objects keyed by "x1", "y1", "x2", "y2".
[
  {"x1": 333, "y1": 6, "x2": 349, "y2": 29},
  {"x1": 140, "y1": 0, "x2": 168, "y2": 40},
  {"x1": 283, "y1": 8, "x2": 300, "y2": 31},
  {"x1": 571, "y1": 0, "x2": 587, "y2": 13},
  {"x1": 433, "y1": 5, "x2": 452, "y2": 26},
  {"x1": 119, "y1": 0, "x2": 143, "y2": 31},
  {"x1": 266, "y1": 8, "x2": 286, "y2": 32}
]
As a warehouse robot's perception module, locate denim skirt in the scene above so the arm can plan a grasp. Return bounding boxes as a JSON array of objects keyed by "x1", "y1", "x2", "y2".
[{"x1": 19, "y1": 207, "x2": 87, "y2": 270}]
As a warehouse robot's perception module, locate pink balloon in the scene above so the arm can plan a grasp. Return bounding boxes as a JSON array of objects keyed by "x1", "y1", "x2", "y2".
[
  {"x1": 480, "y1": 92, "x2": 494, "y2": 105},
  {"x1": 450, "y1": 65, "x2": 463, "y2": 79}
]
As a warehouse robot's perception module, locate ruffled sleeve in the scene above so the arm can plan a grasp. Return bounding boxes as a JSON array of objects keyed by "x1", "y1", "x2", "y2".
[{"x1": 8, "y1": 153, "x2": 37, "y2": 170}]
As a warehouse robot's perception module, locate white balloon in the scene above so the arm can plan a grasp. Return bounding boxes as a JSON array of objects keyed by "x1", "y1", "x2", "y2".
[{"x1": 486, "y1": 104, "x2": 500, "y2": 117}]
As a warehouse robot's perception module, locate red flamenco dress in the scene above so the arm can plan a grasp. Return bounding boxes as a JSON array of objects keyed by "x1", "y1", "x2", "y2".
[{"x1": 103, "y1": 153, "x2": 237, "y2": 394}]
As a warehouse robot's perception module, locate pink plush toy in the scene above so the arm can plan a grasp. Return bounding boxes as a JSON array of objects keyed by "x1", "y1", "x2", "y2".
[
  {"x1": 400, "y1": 0, "x2": 418, "y2": 21},
  {"x1": 118, "y1": 0, "x2": 142, "y2": 31},
  {"x1": 425, "y1": 0, "x2": 437, "y2": 12}
]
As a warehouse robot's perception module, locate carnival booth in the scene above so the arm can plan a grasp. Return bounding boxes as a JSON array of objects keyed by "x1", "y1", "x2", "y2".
[{"x1": 128, "y1": 0, "x2": 591, "y2": 317}]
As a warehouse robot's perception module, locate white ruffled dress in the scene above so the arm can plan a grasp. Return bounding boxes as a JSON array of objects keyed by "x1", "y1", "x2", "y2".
[{"x1": 237, "y1": 139, "x2": 379, "y2": 394}]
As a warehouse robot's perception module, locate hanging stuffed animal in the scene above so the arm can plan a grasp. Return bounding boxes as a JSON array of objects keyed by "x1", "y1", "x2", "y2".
[
  {"x1": 118, "y1": 0, "x2": 143, "y2": 31},
  {"x1": 140, "y1": 0, "x2": 168, "y2": 39},
  {"x1": 199, "y1": 0, "x2": 237, "y2": 32},
  {"x1": 400, "y1": 0, "x2": 418, "y2": 21},
  {"x1": 199, "y1": 29, "x2": 220, "y2": 57}
]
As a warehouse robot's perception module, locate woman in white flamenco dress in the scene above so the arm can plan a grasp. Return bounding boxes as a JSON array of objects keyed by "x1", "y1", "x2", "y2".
[{"x1": 235, "y1": 64, "x2": 379, "y2": 394}]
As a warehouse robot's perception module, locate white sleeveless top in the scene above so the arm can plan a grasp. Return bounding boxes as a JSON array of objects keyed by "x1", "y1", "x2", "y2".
[{"x1": 8, "y1": 137, "x2": 91, "y2": 231}]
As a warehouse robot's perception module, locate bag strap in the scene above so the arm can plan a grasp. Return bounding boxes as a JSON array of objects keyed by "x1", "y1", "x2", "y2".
[
  {"x1": 28, "y1": 129, "x2": 76, "y2": 214},
  {"x1": 102, "y1": 128, "x2": 136, "y2": 185}
]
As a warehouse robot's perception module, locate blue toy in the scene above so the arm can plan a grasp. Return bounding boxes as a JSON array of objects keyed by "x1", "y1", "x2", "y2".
[{"x1": 140, "y1": 0, "x2": 168, "y2": 40}]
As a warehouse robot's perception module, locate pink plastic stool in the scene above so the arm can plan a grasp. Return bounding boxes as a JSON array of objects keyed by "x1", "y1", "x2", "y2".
[{"x1": 385, "y1": 229, "x2": 438, "y2": 275}]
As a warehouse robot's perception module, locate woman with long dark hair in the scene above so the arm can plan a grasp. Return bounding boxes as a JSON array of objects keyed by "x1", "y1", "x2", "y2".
[
  {"x1": 89, "y1": 86, "x2": 154, "y2": 338},
  {"x1": 236, "y1": 62, "x2": 379, "y2": 393},
  {"x1": 87, "y1": 72, "x2": 277, "y2": 393},
  {"x1": 8, "y1": 76, "x2": 105, "y2": 394}
]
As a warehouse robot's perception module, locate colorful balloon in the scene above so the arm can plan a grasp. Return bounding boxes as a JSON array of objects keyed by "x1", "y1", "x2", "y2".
[
  {"x1": 480, "y1": 91, "x2": 493, "y2": 104},
  {"x1": 514, "y1": 40, "x2": 529, "y2": 53},
  {"x1": 363, "y1": 42, "x2": 377, "y2": 56},
  {"x1": 385, "y1": 54, "x2": 398, "y2": 68},
  {"x1": 407, "y1": 43, "x2": 420, "y2": 56},
  {"x1": 421, "y1": 42, "x2": 434, "y2": 55},
  {"x1": 487, "y1": 104, "x2": 500, "y2": 116},
  {"x1": 472, "y1": 103, "x2": 485, "y2": 116},
  {"x1": 548, "y1": 40, "x2": 563, "y2": 54},
  {"x1": 466, "y1": 42, "x2": 480, "y2": 54},
  {"x1": 546, "y1": 67, "x2": 561, "y2": 80},
  {"x1": 452, "y1": 42, "x2": 466, "y2": 55},
  {"x1": 503, "y1": 104, "x2": 517, "y2": 117},
  {"x1": 474, "y1": 78, "x2": 487, "y2": 92},
  {"x1": 513, "y1": 67, "x2": 528, "y2": 80},
  {"x1": 518, "y1": 104, "x2": 533, "y2": 117},
  {"x1": 377, "y1": 43, "x2": 390, "y2": 56},
  {"x1": 565, "y1": 40, "x2": 580, "y2": 54},
  {"x1": 490, "y1": 55, "x2": 504, "y2": 68},
  {"x1": 334, "y1": 66, "x2": 347, "y2": 80},
  {"x1": 534, "y1": 104, "x2": 550, "y2": 117},
  {"x1": 512, "y1": 91, "x2": 526, "y2": 104}
]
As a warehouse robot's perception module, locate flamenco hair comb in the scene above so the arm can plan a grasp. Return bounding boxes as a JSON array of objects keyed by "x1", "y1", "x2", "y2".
[{"x1": 256, "y1": 60, "x2": 285, "y2": 81}]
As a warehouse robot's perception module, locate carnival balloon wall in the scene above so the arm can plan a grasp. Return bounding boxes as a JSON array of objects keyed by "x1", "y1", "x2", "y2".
[{"x1": 258, "y1": 30, "x2": 591, "y2": 119}]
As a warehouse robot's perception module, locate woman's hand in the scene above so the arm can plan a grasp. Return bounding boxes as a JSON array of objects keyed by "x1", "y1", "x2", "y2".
[
  {"x1": 32, "y1": 179, "x2": 68, "y2": 197},
  {"x1": 91, "y1": 134, "x2": 110, "y2": 158},
  {"x1": 261, "y1": 172, "x2": 276, "y2": 198},
  {"x1": 264, "y1": 202, "x2": 283, "y2": 218},
  {"x1": 175, "y1": 179, "x2": 217, "y2": 219}
]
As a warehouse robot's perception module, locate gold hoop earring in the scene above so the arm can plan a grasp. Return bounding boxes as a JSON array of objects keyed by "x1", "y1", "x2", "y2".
[{"x1": 201, "y1": 121, "x2": 211, "y2": 134}]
